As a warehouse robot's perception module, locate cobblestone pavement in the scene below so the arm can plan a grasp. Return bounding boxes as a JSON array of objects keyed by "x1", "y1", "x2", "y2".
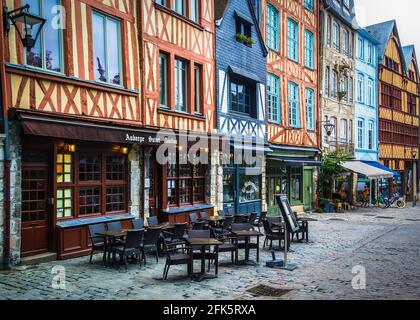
[{"x1": 0, "y1": 205, "x2": 419, "y2": 300}]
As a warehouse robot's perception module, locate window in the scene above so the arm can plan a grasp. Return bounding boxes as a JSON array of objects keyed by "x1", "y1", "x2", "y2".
[
  {"x1": 332, "y1": 70, "x2": 338, "y2": 98},
  {"x1": 349, "y1": 119, "x2": 353, "y2": 143},
  {"x1": 340, "y1": 75, "x2": 348, "y2": 101},
  {"x1": 385, "y1": 56, "x2": 399, "y2": 72},
  {"x1": 367, "y1": 78, "x2": 374, "y2": 106},
  {"x1": 381, "y1": 83, "x2": 402, "y2": 110},
  {"x1": 367, "y1": 43, "x2": 374, "y2": 64},
  {"x1": 326, "y1": 16, "x2": 331, "y2": 46},
  {"x1": 167, "y1": 160, "x2": 206, "y2": 206},
  {"x1": 159, "y1": 53, "x2": 169, "y2": 108},
  {"x1": 333, "y1": 21, "x2": 339, "y2": 50},
  {"x1": 330, "y1": 117, "x2": 337, "y2": 141},
  {"x1": 343, "y1": 29, "x2": 349, "y2": 55},
  {"x1": 324, "y1": 66, "x2": 330, "y2": 96},
  {"x1": 93, "y1": 12, "x2": 121, "y2": 85},
  {"x1": 304, "y1": 30, "x2": 314, "y2": 69},
  {"x1": 304, "y1": 0, "x2": 314, "y2": 12},
  {"x1": 340, "y1": 119, "x2": 348, "y2": 143},
  {"x1": 290, "y1": 167, "x2": 302, "y2": 202},
  {"x1": 268, "y1": 74, "x2": 280, "y2": 123},
  {"x1": 266, "y1": 4, "x2": 279, "y2": 51},
  {"x1": 368, "y1": 121, "x2": 374, "y2": 150},
  {"x1": 357, "y1": 73, "x2": 364, "y2": 103},
  {"x1": 173, "y1": 0, "x2": 186, "y2": 16},
  {"x1": 407, "y1": 93, "x2": 417, "y2": 115},
  {"x1": 25, "y1": 0, "x2": 62, "y2": 72},
  {"x1": 305, "y1": 88, "x2": 315, "y2": 130},
  {"x1": 287, "y1": 19, "x2": 298, "y2": 61},
  {"x1": 357, "y1": 37, "x2": 364, "y2": 59},
  {"x1": 288, "y1": 81, "x2": 300, "y2": 128},
  {"x1": 349, "y1": 77, "x2": 354, "y2": 102},
  {"x1": 194, "y1": 64, "x2": 202, "y2": 114},
  {"x1": 230, "y1": 78, "x2": 252, "y2": 115},
  {"x1": 239, "y1": 175, "x2": 261, "y2": 203},
  {"x1": 236, "y1": 18, "x2": 252, "y2": 44},
  {"x1": 175, "y1": 58, "x2": 187, "y2": 112},
  {"x1": 190, "y1": 0, "x2": 199, "y2": 22},
  {"x1": 56, "y1": 151, "x2": 127, "y2": 219},
  {"x1": 357, "y1": 119, "x2": 365, "y2": 149}
]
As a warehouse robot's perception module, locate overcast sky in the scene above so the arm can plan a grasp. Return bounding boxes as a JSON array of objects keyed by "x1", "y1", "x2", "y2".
[{"x1": 354, "y1": 0, "x2": 420, "y2": 62}]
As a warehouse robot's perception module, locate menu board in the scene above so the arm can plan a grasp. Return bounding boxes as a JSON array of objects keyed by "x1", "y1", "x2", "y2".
[{"x1": 276, "y1": 194, "x2": 300, "y2": 233}]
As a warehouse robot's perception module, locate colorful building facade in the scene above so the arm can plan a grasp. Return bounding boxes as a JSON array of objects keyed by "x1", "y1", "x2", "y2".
[
  {"x1": 214, "y1": 0, "x2": 268, "y2": 215},
  {"x1": 354, "y1": 28, "x2": 379, "y2": 162},
  {"x1": 260, "y1": 0, "x2": 320, "y2": 213},
  {"x1": 366, "y1": 20, "x2": 420, "y2": 200}
]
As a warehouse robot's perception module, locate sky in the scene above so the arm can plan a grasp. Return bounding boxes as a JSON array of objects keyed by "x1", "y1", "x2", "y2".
[{"x1": 354, "y1": 0, "x2": 420, "y2": 62}]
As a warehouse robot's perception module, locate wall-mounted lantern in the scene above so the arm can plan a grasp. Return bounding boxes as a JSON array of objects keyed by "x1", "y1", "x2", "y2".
[{"x1": 3, "y1": 4, "x2": 46, "y2": 52}]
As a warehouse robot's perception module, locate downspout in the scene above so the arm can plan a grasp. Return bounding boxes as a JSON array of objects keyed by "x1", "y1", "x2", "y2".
[{"x1": 0, "y1": 2, "x2": 11, "y2": 270}]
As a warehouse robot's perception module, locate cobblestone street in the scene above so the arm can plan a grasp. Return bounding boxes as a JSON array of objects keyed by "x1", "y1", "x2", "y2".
[{"x1": 0, "y1": 206, "x2": 419, "y2": 300}]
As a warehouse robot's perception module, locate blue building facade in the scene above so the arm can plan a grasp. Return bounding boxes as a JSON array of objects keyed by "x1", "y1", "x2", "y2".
[
  {"x1": 354, "y1": 28, "x2": 380, "y2": 162},
  {"x1": 215, "y1": 0, "x2": 268, "y2": 215}
]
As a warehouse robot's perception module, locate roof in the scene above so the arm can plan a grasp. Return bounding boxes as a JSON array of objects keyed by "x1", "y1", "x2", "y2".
[
  {"x1": 365, "y1": 20, "x2": 406, "y2": 70},
  {"x1": 214, "y1": 0, "x2": 268, "y2": 57},
  {"x1": 324, "y1": 0, "x2": 357, "y2": 28},
  {"x1": 402, "y1": 45, "x2": 418, "y2": 73}
]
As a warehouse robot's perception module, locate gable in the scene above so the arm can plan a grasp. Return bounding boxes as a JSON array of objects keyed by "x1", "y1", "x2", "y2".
[
  {"x1": 408, "y1": 58, "x2": 419, "y2": 83},
  {"x1": 383, "y1": 36, "x2": 403, "y2": 73}
]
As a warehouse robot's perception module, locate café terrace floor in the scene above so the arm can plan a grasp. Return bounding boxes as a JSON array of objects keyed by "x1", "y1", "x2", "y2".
[{"x1": 1, "y1": 205, "x2": 419, "y2": 300}]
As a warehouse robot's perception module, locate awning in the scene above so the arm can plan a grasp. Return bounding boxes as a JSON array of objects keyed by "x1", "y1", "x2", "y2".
[
  {"x1": 361, "y1": 161, "x2": 400, "y2": 178},
  {"x1": 18, "y1": 112, "x2": 165, "y2": 146},
  {"x1": 231, "y1": 142, "x2": 272, "y2": 153},
  {"x1": 228, "y1": 65, "x2": 262, "y2": 83},
  {"x1": 267, "y1": 155, "x2": 321, "y2": 167},
  {"x1": 341, "y1": 161, "x2": 394, "y2": 179}
]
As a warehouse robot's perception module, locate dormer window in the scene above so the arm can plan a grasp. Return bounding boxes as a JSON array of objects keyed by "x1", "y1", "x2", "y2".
[{"x1": 235, "y1": 11, "x2": 254, "y2": 47}]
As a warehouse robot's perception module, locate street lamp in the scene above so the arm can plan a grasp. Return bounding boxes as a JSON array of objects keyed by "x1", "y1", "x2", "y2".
[
  {"x1": 320, "y1": 121, "x2": 336, "y2": 137},
  {"x1": 3, "y1": 4, "x2": 46, "y2": 52},
  {"x1": 411, "y1": 149, "x2": 418, "y2": 207}
]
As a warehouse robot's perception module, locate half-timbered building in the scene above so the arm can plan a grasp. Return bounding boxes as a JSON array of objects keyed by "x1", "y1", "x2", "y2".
[
  {"x1": 140, "y1": 0, "x2": 216, "y2": 223},
  {"x1": 366, "y1": 20, "x2": 420, "y2": 200},
  {"x1": 214, "y1": 0, "x2": 269, "y2": 215},
  {"x1": 0, "y1": 0, "x2": 143, "y2": 265},
  {"x1": 260, "y1": 0, "x2": 320, "y2": 214}
]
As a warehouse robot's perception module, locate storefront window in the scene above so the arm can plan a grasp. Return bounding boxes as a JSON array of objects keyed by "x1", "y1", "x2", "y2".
[
  {"x1": 55, "y1": 150, "x2": 127, "y2": 219},
  {"x1": 239, "y1": 175, "x2": 261, "y2": 203},
  {"x1": 166, "y1": 162, "x2": 206, "y2": 207},
  {"x1": 223, "y1": 174, "x2": 235, "y2": 205},
  {"x1": 290, "y1": 167, "x2": 302, "y2": 201}
]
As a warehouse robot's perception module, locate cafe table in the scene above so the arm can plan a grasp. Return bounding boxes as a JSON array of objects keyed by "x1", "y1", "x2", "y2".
[
  {"x1": 198, "y1": 216, "x2": 225, "y2": 227},
  {"x1": 232, "y1": 230, "x2": 263, "y2": 266},
  {"x1": 96, "y1": 230, "x2": 129, "y2": 267},
  {"x1": 185, "y1": 238, "x2": 222, "y2": 281},
  {"x1": 148, "y1": 222, "x2": 175, "y2": 231}
]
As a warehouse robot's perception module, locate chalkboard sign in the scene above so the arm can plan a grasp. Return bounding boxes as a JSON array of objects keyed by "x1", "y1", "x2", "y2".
[{"x1": 276, "y1": 194, "x2": 300, "y2": 233}]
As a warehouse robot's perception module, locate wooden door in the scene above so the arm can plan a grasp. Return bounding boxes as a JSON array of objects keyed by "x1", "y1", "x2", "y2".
[
  {"x1": 148, "y1": 154, "x2": 159, "y2": 217},
  {"x1": 21, "y1": 165, "x2": 50, "y2": 257}
]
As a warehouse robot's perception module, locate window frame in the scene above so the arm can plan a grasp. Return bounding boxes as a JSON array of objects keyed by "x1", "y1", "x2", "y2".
[
  {"x1": 266, "y1": 4, "x2": 279, "y2": 51},
  {"x1": 304, "y1": 29, "x2": 314, "y2": 69},
  {"x1": 287, "y1": 18, "x2": 299, "y2": 62},
  {"x1": 268, "y1": 73, "x2": 281, "y2": 124},
  {"x1": 288, "y1": 81, "x2": 300, "y2": 128},
  {"x1": 305, "y1": 88, "x2": 315, "y2": 131}
]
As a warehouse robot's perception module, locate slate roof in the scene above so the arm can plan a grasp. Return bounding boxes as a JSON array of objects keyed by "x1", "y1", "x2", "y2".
[
  {"x1": 324, "y1": 0, "x2": 357, "y2": 28},
  {"x1": 402, "y1": 45, "x2": 415, "y2": 72},
  {"x1": 214, "y1": 0, "x2": 229, "y2": 21},
  {"x1": 365, "y1": 20, "x2": 406, "y2": 70}
]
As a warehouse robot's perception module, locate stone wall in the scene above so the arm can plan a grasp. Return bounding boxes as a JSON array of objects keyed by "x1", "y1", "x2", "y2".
[
  {"x1": 128, "y1": 145, "x2": 142, "y2": 219},
  {"x1": 8, "y1": 121, "x2": 22, "y2": 265},
  {"x1": 0, "y1": 134, "x2": 5, "y2": 267}
]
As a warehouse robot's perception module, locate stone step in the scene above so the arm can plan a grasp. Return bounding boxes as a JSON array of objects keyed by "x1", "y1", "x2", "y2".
[{"x1": 20, "y1": 253, "x2": 57, "y2": 266}]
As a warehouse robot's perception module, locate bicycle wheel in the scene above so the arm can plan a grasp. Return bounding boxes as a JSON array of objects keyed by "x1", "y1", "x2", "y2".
[
  {"x1": 378, "y1": 198, "x2": 388, "y2": 209},
  {"x1": 396, "y1": 200, "x2": 406, "y2": 209}
]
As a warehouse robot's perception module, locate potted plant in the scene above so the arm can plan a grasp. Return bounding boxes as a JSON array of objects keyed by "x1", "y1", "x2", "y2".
[{"x1": 236, "y1": 33, "x2": 255, "y2": 46}]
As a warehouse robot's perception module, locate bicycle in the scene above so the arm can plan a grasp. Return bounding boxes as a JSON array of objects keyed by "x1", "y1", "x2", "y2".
[
  {"x1": 374, "y1": 195, "x2": 388, "y2": 209},
  {"x1": 381, "y1": 193, "x2": 406, "y2": 209}
]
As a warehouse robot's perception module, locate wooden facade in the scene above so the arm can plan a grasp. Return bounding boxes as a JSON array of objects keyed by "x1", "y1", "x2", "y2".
[
  {"x1": 372, "y1": 24, "x2": 420, "y2": 198},
  {"x1": 261, "y1": 0, "x2": 319, "y2": 149},
  {"x1": 1, "y1": 0, "x2": 142, "y2": 261}
]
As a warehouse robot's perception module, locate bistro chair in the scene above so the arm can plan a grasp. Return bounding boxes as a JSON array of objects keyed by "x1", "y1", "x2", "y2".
[
  {"x1": 87, "y1": 223, "x2": 106, "y2": 264},
  {"x1": 231, "y1": 223, "x2": 254, "y2": 249},
  {"x1": 290, "y1": 212, "x2": 309, "y2": 243},
  {"x1": 218, "y1": 210, "x2": 227, "y2": 217},
  {"x1": 267, "y1": 216, "x2": 282, "y2": 231},
  {"x1": 192, "y1": 221, "x2": 206, "y2": 230},
  {"x1": 132, "y1": 218, "x2": 144, "y2": 230},
  {"x1": 162, "y1": 223, "x2": 188, "y2": 247},
  {"x1": 227, "y1": 208, "x2": 235, "y2": 216},
  {"x1": 162, "y1": 237, "x2": 192, "y2": 280},
  {"x1": 111, "y1": 229, "x2": 145, "y2": 271},
  {"x1": 106, "y1": 221, "x2": 122, "y2": 232},
  {"x1": 248, "y1": 213, "x2": 258, "y2": 226},
  {"x1": 199, "y1": 212, "x2": 209, "y2": 219},
  {"x1": 210, "y1": 227, "x2": 237, "y2": 265},
  {"x1": 254, "y1": 212, "x2": 267, "y2": 232},
  {"x1": 212, "y1": 215, "x2": 233, "y2": 237},
  {"x1": 262, "y1": 220, "x2": 289, "y2": 251},
  {"x1": 147, "y1": 216, "x2": 159, "y2": 226},
  {"x1": 189, "y1": 212, "x2": 198, "y2": 225},
  {"x1": 141, "y1": 227, "x2": 162, "y2": 264}
]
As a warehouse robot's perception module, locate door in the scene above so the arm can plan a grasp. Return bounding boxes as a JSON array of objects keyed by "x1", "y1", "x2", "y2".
[
  {"x1": 148, "y1": 153, "x2": 159, "y2": 217},
  {"x1": 303, "y1": 169, "x2": 313, "y2": 210},
  {"x1": 21, "y1": 165, "x2": 50, "y2": 257}
]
